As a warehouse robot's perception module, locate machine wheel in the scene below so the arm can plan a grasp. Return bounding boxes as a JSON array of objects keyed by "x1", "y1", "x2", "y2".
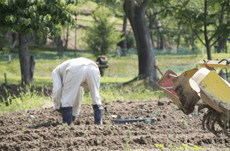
[
  {"x1": 202, "y1": 111, "x2": 212, "y2": 132},
  {"x1": 224, "y1": 118, "x2": 230, "y2": 137},
  {"x1": 210, "y1": 112, "x2": 224, "y2": 136}
]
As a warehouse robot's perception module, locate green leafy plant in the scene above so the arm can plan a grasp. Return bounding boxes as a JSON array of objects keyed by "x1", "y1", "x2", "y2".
[
  {"x1": 125, "y1": 140, "x2": 132, "y2": 151},
  {"x1": 136, "y1": 107, "x2": 141, "y2": 110},
  {"x1": 84, "y1": 130, "x2": 88, "y2": 137},
  {"x1": 145, "y1": 118, "x2": 151, "y2": 124},
  {"x1": 155, "y1": 144, "x2": 165, "y2": 150},
  {"x1": 22, "y1": 126, "x2": 25, "y2": 134},
  {"x1": 182, "y1": 119, "x2": 188, "y2": 129},
  {"x1": 169, "y1": 141, "x2": 184, "y2": 150},
  {"x1": 153, "y1": 108, "x2": 161, "y2": 116},
  {"x1": 28, "y1": 118, "x2": 32, "y2": 125},
  {"x1": 106, "y1": 120, "x2": 110, "y2": 130},
  {"x1": 173, "y1": 106, "x2": 180, "y2": 110},
  {"x1": 174, "y1": 129, "x2": 177, "y2": 135},
  {"x1": 40, "y1": 136, "x2": 43, "y2": 150},
  {"x1": 127, "y1": 127, "x2": 131, "y2": 137},
  {"x1": 182, "y1": 143, "x2": 204, "y2": 151},
  {"x1": 146, "y1": 126, "x2": 149, "y2": 131},
  {"x1": 0, "y1": 85, "x2": 50, "y2": 114},
  {"x1": 22, "y1": 113, "x2": 28, "y2": 117},
  {"x1": 84, "y1": 6, "x2": 123, "y2": 57},
  {"x1": 62, "y1": 123, "x2": 68, "y2": 131}
]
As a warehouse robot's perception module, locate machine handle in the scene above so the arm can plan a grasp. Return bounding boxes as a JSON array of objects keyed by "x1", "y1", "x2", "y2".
[{"x1": 218, "y1": 59, "x2": 230, "y2": 65}]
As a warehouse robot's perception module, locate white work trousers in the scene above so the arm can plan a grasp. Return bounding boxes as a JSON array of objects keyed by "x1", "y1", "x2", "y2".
[{"x1": 61, "y1": 64, "x2": 101, "y2": 117}]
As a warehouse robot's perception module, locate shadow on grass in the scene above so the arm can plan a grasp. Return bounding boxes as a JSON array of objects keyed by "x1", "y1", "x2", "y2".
[{"x1": 0, "y1": 83, "x2": 52, "y2": 104}]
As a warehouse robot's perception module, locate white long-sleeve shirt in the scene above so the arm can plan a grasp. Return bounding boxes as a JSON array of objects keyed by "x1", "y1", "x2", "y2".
[{"x1": 51, "y1": 57, "x2": 99, "y2": 109}]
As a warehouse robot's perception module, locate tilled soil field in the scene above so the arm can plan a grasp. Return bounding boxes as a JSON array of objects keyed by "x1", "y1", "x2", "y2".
[{"x1": 0, "y1": 98, "x2": 229, "y2": 151}]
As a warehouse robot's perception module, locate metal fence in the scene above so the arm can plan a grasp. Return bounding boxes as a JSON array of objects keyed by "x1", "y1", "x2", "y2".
[
  {"x1": 111, "y1": 47, "x2": 198, "y2": 58},
  {"x1": 103, "y1": 63, "x2": 197, "y2": 77},
  {"x1": 0, "y1": 47, "x2": 198, "y2": 62}
]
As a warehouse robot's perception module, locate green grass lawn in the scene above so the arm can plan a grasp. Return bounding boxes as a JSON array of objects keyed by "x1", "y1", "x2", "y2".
[
  {"x1": 0, "y1": 76, "x2": 132, "y2": 87},
  {"x1": 0, "y1": 52, "x2": 229, "y2": 78},
  {"x1": 0, "y1": 50, "x2": 229, "y2": 115}
]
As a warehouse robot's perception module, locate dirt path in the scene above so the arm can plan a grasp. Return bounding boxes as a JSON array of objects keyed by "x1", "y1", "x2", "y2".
[{"x1": 0, "y1": 98, "x2": 229, "y2": 151}]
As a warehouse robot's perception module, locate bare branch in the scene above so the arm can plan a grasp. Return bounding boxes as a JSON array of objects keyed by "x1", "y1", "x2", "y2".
[
  {"x1": 145, "y1": 11, "x2": 150, "y2": 18},
  {"x1": 210, "y1": 19, "x2": 230, "y2": 42},
  {"x1": 204, "y1": 0, "x2": 209, "y2": 45},
  {"x1": 209, "y1": 32, "x2": 217, "y2": 42},
  {"x1": 135, "y1": 0, "x2": 142, "y2": 5},
  {"x1": 211, "y1": 37, "x2": 221, "y2": 47},
  {"x1": 142, "y1": 0, "x2": 151, "y2": 8},
  {"x1": 179, "y1": 0, "x2": 206, "y2": 46}
]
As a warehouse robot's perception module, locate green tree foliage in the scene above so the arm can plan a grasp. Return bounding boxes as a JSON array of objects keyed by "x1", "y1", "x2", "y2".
[
  {"x1": 0, "y1": 0, "x2": 77, "y2": 39},
  {"x1": 173, "y1": 0, "x2": 230, "y2": 59},
  {"x1": 0, "y1": 31, "x2": 12, "y2": 49},
  {"x1": 126, "y1": 31, "x2": 136, "y2": 49},
  {"x1": 84, "y1": 6, "x2": 123, "y2": 57},
  {"x1": 0, "y1": 0, "x2": 78, "y2": 85}
]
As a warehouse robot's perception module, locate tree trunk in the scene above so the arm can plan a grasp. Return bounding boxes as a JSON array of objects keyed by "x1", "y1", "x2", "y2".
[
  {"x1": 155, "y1": 20, "x2": 163, "y2": 49},
  {"x1": 146, "y1": 11, "x2": 156, "y2": 47},
  {"x1": 177, "y1": 25, "x2": 181, "y2": 49},
  {"x1": 0, "y1": 40, "x2": 2, "y2": 51},
  {"x1": 204, "y1": 0, "x2": 212, "y2": 60},
  {"x1": 118, "y1": 15, "x2": 128, "y2": 55},
  {"x1": 19, "y1": 33, "x2": 32, "y2": 85},
  {"x1": 121, "y1": 15, "x2": 127, "y2": 55},
  {"x1": 0, "y1": 30, "x2": 8, "y2": 51},
  {"x1": 74, "y1": 15, "x2": 77, "y2": 58},
  {"x1": 56, "y1": 36, "x2": 64, "y2": 54},
  {"x1": 191, "y1": 32, "x2": 194, "y2": 46},
  {"x1": 64, "y1": 25, "x2": 69, "y2": 50},
  {"x1": 217, "y1": 4, "x2": 226, "y2": 53},
  {"x1": 124, "y1": 0, "x2": 159, "y2": 82},
  {"x1": 206, "y1": 42, "x2": 211, "y2": 60},
  {"x1": 44, "y1": 35, "x2": 47, "y2": 44},
  {"x1": 217, "y1": 38, "x2": 227, "y2": 53},
  {"x1": 12, "y1": 32, "x2": 17, "y2": 43},
  {"x1": 159, "y1": 29, "x2": 163, "y2": 49}
]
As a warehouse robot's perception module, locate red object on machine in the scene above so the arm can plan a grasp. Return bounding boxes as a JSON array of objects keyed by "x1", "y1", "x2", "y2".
[{"x1": 159, "y1": 70, "x2": 178, "y2": 96}]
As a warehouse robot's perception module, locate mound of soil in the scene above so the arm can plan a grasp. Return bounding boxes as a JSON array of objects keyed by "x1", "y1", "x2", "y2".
[{"x1": 0, "y1": 98, "x2": 229, "y2": 150}]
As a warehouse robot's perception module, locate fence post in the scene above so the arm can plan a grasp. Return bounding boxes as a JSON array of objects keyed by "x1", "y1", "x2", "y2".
[
  {"x1": 4, "y1": 73, "x2": 7, "y2": 85},
  {"x1": 9, "y1": 54, "x2": 13, "y2": 62}
]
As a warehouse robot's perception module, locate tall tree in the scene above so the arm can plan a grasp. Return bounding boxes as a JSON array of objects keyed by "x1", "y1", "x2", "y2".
[
  {"x1": 84, "y1": 6, "x2": 123, "y2": 57},
  {"x1": 175, "y1": 0, "x2": 230, "y2": 60},
  {"x1": 88, "y1": 0, "x2": 162, "y2": 82},
  {"x1": 0, "y1": 0, "x2": 77, "y2": 85},
  {"x1": 118, "y1": 15, "x2": 128, "y2": 55},
  {"x1": 124, "y1": 0, "x2": 159, "y2": 82},
  {"x1": 216, "y1": 0, "x2": 229, "y2": 53},
  {"x1": 0, "y1": 30, "x2": 8, "y2": 51}
]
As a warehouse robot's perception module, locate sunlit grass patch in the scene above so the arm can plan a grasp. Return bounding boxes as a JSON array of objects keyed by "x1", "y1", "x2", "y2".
[{"x1": 0, "y1": 86, "x2": 52, "y2": 115}]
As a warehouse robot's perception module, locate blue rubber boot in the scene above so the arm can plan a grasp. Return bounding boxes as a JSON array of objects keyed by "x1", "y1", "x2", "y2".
[
  {"x1": 93, "y1": 105, "x2": 103, "y2": 125},
  {"x1": 61, "y1": 107, "x2": 73, "y2": 126}
]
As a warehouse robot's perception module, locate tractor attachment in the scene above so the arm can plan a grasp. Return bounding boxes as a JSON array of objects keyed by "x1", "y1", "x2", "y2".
[
  {"x1": 157, "y1": 68, "x2": 200, "y2": 115},
  {"x1": 157, "y1": 58, "x2": 230, "y2": 137}
]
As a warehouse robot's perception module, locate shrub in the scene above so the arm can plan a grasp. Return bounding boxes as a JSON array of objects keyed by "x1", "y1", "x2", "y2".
[{"x1": 84, "y1": 6, "x2": 123, "y2": 57}]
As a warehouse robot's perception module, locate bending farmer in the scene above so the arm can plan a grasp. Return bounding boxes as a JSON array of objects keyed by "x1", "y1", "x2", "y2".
[{"x1": 51, "y1": 57, "x2": 103, "y2": 125}]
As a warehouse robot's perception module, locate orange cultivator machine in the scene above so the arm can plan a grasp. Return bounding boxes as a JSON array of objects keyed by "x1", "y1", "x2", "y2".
[{"x1": 157, "y1": 59, "x2": 230, "y2": 137}]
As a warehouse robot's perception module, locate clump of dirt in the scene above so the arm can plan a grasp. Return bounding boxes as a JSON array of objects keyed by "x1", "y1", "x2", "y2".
[{"x1": 0, "y1": 98, "x2": 229, "y2": 150}]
